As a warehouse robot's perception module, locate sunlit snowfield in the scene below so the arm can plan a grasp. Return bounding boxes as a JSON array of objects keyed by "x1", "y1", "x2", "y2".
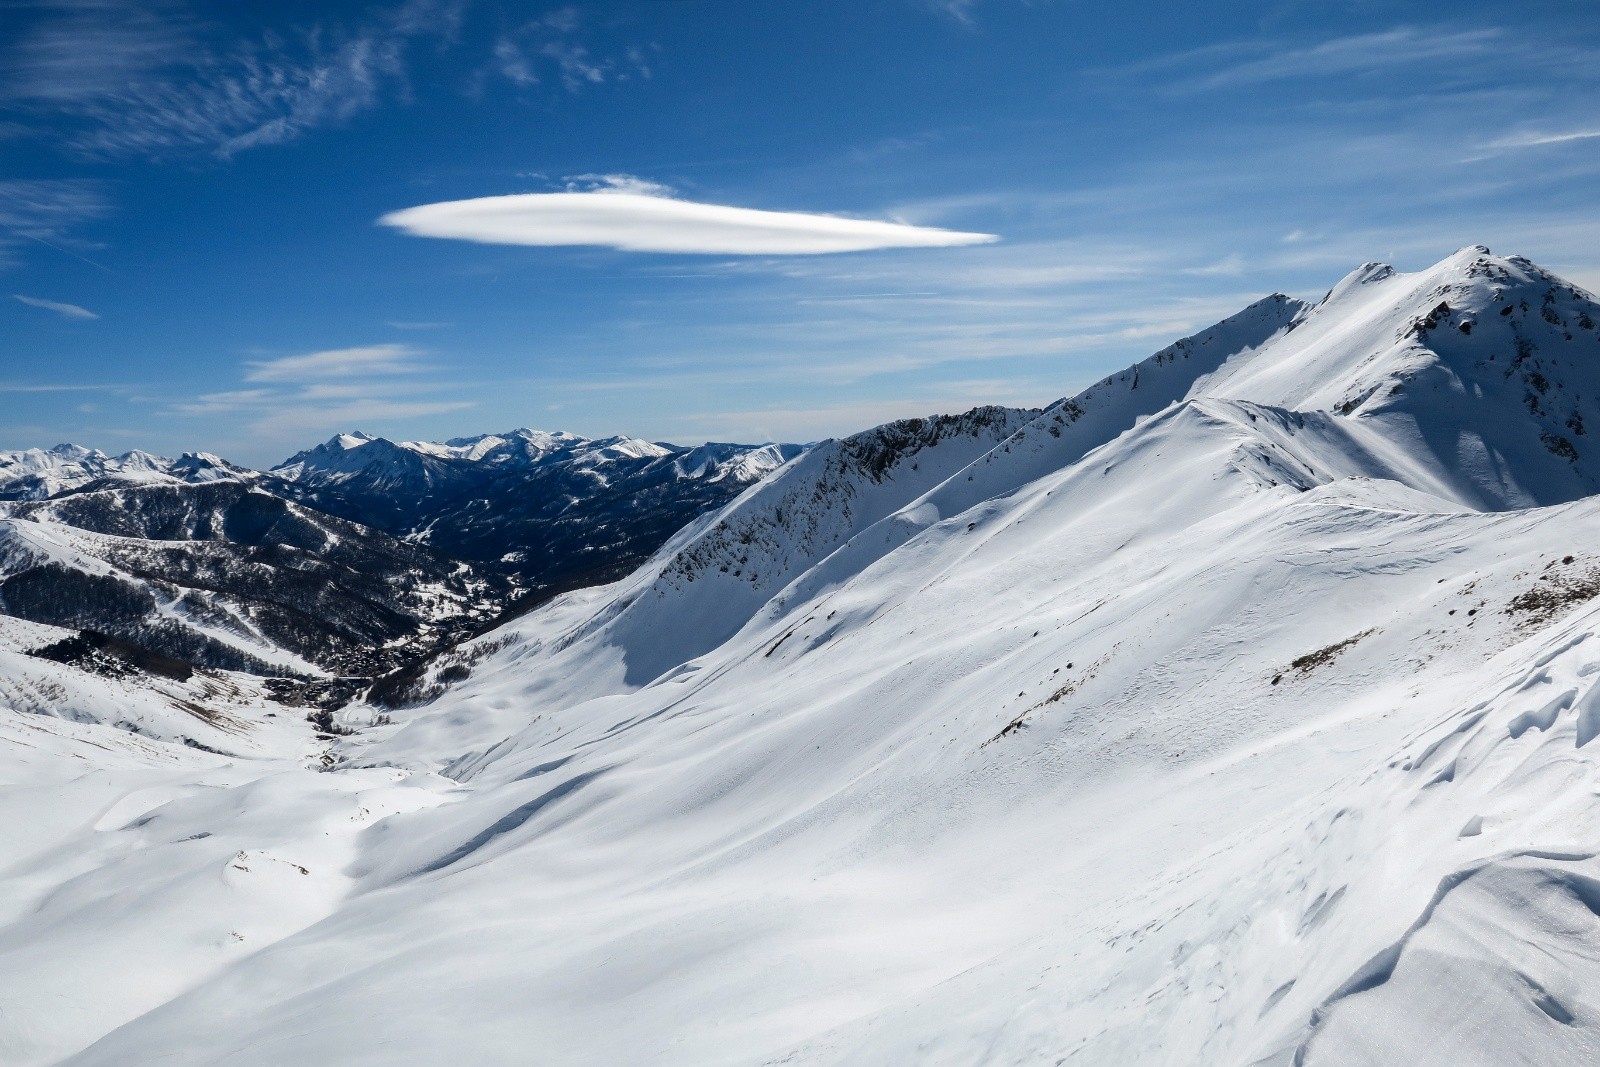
[{"x1": 5, "y1": 249, "x2": 1600, "y2": 1064}]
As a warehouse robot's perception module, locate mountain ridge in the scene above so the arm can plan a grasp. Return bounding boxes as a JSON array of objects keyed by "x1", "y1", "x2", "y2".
[
  {"x1": 9, "y1": 248, "x2": 1600, "y2": 1065},
  {"x1": 0, "y1": 425, "x2": 806, "y2": 709}
]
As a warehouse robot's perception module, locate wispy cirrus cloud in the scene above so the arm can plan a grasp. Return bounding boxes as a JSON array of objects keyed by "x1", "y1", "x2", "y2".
[
  {"x1": 1191, "y1": 28, "x2": 1503, "y2": 89},
  {"x1": 0, "y1": 0, "x2": 466, "y2": 159},
  {"x1": 165, "y1": 341, "x2": 472, "y2": 456},
  {"x1": 13, "y1": 293, "x2": 98, "y2": 319},
  {"x1": 2, "y1": 0, "x2": 649, "y2": 160},
  {"x1": 380, "y1": 176, "x2": 999, "y2": 255},
  {"x1": 1098, "y1": 26, "x2": 1519, "y2": 99},
  {"x1": 244, "y1": 343, "x2": 429, "y2": 382},
  {"x1": 0, "y1": 380, "x2": 127, "y2": 394},
  {"x1": 0, "y1": 178, "x2": 111, "y2": 269},
  {"x1": 917, "y1": 0, "x2": 1044, "y2": 26},
  {"x1": 924, "y1": 0, "x2": 976, "y2": 24},
  {"x1": 170, "y1": 387, "x2": 467, "y2": 424},
  {"x1": 1, "y1": 0, "x2": 194, "y2": 104},
  {"x1": 1483, "y1": 128, "x2": 1600, "y2": 151},
  {"x1": 491, "y1": 8, "x2": 650, "y2": 93},
  {"x1": 1109, "y1": 24, "x2": 1600, "y2": 101},
  {"x1": 167, "y1": 388, "x2": 277, "y2": 416}
]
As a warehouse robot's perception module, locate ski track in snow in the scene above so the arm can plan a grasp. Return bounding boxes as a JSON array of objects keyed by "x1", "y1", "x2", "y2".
[{"x1": 5, "y1": 248, "x2": 1600, "y2": 1064}]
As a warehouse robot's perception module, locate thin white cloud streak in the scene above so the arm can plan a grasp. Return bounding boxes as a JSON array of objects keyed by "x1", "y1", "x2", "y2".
[
  {"x1": 75, "y1": 31, "x2": 404, "y2": 159},
  {"x1": 244, "y1": 343, "x2": 426, "y2": 382},
  {"x1": 927, "y1": 0, "x2": 976, "y2": 25},
  {"x1": 167, "y1": 388, "x2": 277, "y2": 416},
  {"x1": 0, "y1": 381, "x2": 125, "y2": 394},
  {"x1": 0, "y1": 178, "x2": 111, "y2": 269},
  {"x1": 1, "y1": 0, "x2": 193, "y2": 104},
  {"x1": 380, "y1": 191, "x2": 1000, "y2": 255},
  {"x1": 1485, "y1": 129, "x2": 1600, "y2": 150},
  {"x1": 1189, "y1": 28, "x2": 1503, "y2": 90},
  {"x1": 13, "y1": 293, "x2": 98, "y2": 319},
  {"x1": 165, "y1": 341, "x2": 474, "y2": 459},
  {"x1": 245, "y1": 399, "x2": 474, "y2": 440},
  {"x1": 1106, "y1": 24, "x2": 1600, "y2": 110}
]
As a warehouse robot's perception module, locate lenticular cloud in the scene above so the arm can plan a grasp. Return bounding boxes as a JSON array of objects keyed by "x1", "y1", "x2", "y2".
[{"x1": 378, "y1": 191, "x2": 998, "y2": 255}]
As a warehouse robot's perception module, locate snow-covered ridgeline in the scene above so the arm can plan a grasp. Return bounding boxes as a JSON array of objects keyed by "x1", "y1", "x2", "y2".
[{"x1": 5, "y1": 249, "x2": 1600, "y2": 1064}]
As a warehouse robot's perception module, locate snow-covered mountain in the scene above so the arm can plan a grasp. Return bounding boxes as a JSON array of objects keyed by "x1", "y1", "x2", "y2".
[
  {"x1": 0, "y1": 427, "x2": 800, "y2": 697},
  {"x1": 8, "y1": 248, "x2": 1600, "y2": 1066},
  {"x1": 272, "y1": 427, "x2": 804, "y2": 596},
  {"x1": 0, "y1": 444, "x2": 245, "y2": 500},
  {"x1": 0, "y1": 479, "x2": 503, "y2": 678}
]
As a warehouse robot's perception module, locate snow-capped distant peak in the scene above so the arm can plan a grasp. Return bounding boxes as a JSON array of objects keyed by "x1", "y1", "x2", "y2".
[
  {"x1": 585, "y1": 436, "x2": 675, "y2": 462},
  {"x1": 407, "y1": 428, "x2": 594, "y2": 464},
  {"x1": 0, "y1": 442, "x2": 183, "y2": 500},
  {"x1": 45, "y1": 442, "x2": 103, "y2": 461}
]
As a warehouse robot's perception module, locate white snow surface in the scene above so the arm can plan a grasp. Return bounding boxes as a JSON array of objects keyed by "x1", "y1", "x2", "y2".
[{"x1": 7, "y1": 249, "x2": 1600, "y2": 1064}]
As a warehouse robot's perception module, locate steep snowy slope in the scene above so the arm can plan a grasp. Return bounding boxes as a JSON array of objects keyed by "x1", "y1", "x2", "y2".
[
  {"x1": 366, "y1": 405, "x2": 1036, "y2": 733},
  {"x1": 56, "y1": 384, "x2": 1600, "y2": 1067},
  {"x1": 8, "y1": 249, "x2": 1600, "y2": 1067}
]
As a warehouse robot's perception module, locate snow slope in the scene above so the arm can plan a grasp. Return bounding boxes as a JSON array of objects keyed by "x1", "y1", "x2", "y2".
[{"x1": 7, "y1": 249, "x2": 1600, "y2": 1065}]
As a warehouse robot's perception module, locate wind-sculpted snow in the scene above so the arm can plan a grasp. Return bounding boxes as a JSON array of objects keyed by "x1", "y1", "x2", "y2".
[{"x1": 11, "y1": 249, "x2": 1600, "y2": 1065}]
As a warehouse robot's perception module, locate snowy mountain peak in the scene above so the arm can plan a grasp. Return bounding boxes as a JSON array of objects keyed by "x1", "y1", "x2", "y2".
[
  {"x1": 272, "y1": 432, "x2": 434, "y2": 486},
  {"x1": 1189, "y1": 247, "x2": 1600, "y2": 508},
  {"x1": 45, "y1": 442, "x2": 102, "y2": 460},
  {"x1": 407, "y1": 428, "x2": 584, "y2": 463},
  {"x1": 166, "y1": 451, "x2": 248, "y2": 483},
  {"x1": 1323, "y1": 261, "x2": 1398, "y2": 304},
  {"x1": 0, "y1": 443, "x2": 177, "y2": 500}
]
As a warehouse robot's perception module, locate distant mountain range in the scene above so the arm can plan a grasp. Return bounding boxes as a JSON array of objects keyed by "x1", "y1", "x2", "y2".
[
  {"x1": 0, "y1": 429, "x2": 801, "y2": 689},
  {"x1": 271, "y1": 428, "x2": 803, "y2": 590}
]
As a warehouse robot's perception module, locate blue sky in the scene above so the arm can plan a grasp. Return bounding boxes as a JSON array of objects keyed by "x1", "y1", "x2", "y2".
[{"x1": 2, "y1": 0, "x2": 1599, "y2": 465}]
